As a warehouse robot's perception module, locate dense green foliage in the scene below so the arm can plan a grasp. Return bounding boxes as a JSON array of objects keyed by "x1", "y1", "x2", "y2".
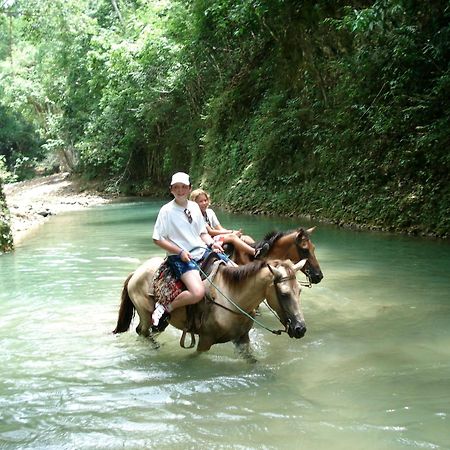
[
  {"x1": 0, "y1": 104, "x2": 43, "y2": 180},
  {"x1": 0, "y1": 165, "x2": 13, "y2": 252},
  {"x1": 0, "y1": 0, "x2": 448, "y2": 236}
]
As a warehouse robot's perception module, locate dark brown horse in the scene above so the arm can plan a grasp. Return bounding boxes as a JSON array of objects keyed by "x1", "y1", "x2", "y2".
[{"x1": 233, "y1": 227, "x2": 323, "y2": 284}]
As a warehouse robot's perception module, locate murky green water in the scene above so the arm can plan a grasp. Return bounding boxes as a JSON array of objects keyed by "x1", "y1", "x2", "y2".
[{"x1": 1, "y1": 200, "x2": 449, "y2": 449}]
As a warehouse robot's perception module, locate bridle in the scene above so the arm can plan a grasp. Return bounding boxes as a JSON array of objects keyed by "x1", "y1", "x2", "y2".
[
  {"x1": 266, "y1": 264, "x2": 300, "y2": 318},
  {"x1": 267, "y1": 264, "x2": 297, "y2": 286},
  {"x1": 294, "y1": 237, "x2": 313, "y2": 288}
]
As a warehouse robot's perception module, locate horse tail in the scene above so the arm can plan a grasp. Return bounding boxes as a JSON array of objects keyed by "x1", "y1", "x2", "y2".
[{"x1": 113, "y1": 273, "x2": 135, "y2": 334}]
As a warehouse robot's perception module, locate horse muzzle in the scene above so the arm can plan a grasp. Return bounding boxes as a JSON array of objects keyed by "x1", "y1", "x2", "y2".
[
  {"x1": 286, "y1": 320, "x2": 307, "y2": 339},
  {"x1": 305, "y1": 267, "x2": 323, "y2": 284},
  {"x1": 304, "y1": 264, "x2": 323, "y2": 284},
  {"x1": 310, "y1": 272, "x2": 323, "y2": 284}
]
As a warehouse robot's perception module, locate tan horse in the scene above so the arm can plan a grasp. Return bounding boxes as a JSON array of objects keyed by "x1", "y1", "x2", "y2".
[{"x1": 113, "y1": 258, "x2": 307, "y2": 354}]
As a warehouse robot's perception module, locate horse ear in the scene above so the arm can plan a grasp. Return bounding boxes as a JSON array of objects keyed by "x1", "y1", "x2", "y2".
[
  {"x1": 267, "y1": 264, "x2": 283, "y2": 280},
  {"x1": 306, "y1": 227, "x2": 316, "y2": 234},
  {"x1": 293, "y1": 259, "x2": 308, "y2": 272}
]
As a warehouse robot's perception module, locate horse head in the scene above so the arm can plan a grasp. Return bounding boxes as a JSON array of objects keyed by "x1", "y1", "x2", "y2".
[
  {"x1": 265, "y1": 260, "x2": 307, "y2": 339},
  {"x1": 256, "y1": 227, "x2": 323, "y2": 284},
  {"x1": 294, "y1": 227, "x2": 323, "y2": 284}
]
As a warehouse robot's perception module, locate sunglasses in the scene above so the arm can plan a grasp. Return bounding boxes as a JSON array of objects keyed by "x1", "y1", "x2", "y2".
[{"x1": 184, "y1": 208, "x2": 193, "y2": 224}]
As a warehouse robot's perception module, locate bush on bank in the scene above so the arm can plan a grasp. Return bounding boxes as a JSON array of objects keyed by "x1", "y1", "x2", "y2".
[{"x1": 0, "y1": 170, "x2": 13, "y2": 252}]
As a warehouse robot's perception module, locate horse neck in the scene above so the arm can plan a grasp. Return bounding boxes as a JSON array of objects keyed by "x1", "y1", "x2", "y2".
[
  {"x1": 268, "y1": 234, "x2": 298, "y2": 261},
  {"x1": 215, "y1": 267, "x2": 271, "y2": 312}
]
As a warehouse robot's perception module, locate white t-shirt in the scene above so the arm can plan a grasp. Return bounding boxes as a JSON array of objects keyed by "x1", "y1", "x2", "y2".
[
  {"x1": 152, "y1": 199, "x2": 208, "y2": 260},
  {"x1": 204, "y1": 208, "x2": 220, "y2": 228}
]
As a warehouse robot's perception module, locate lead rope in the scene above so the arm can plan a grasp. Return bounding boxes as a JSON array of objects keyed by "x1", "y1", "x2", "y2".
[
  {"x1": 192, "y1": 260, "x2": 285, "y2": 335},
  {"x1": 185, "y1": 247, "x2": 286, "y2": 335}
]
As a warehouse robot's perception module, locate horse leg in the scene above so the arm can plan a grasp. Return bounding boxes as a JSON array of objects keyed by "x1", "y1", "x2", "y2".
[
  {"x1": 136, "y1": 319, "x2": 151, "y2": 337},
  {"x1": 136, "y1": 314, "x2": 161, "y2": 350},
  {"x1": 196, "y1": 335, "x2": 214, "y2": 353},
  {"x1": 146, "y1": 333, "x2": 161, "y2": 350},
  {"x1": 134, "y1": 294, "x2": 155, "y2": 337},
  {"x1": 233, "y1": 332, "x2": 257, "y2": 364}
]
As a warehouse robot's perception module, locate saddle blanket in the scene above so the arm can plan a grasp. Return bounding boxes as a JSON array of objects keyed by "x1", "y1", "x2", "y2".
[
  {"x1": 152, "y1": 259, "x2": 185, "y2": 306},
  {"x1": 151, "y1": 253, "x2": 234, "y2": 307}
]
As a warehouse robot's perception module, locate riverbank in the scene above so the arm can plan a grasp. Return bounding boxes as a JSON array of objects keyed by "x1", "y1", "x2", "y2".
[
  {"x1": 3, "y1": 173, "x2": 113, "y2": 246},
  {"x1": 3, "y1": 173, "x2": 446, "y2": 247}
]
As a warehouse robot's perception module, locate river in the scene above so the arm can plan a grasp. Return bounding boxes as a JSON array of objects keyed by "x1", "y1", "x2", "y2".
[{"x1": 1, "y1": 200, "x2": 449, "y2": 449}]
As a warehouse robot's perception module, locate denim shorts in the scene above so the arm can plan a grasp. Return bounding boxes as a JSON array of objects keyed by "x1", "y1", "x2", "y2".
[
  {"x1": 167, "y1": 249, "x2": 229, "y2": 279},
  {"x1": 167, "y1": 254, "x2": 202, "y2": 279}
]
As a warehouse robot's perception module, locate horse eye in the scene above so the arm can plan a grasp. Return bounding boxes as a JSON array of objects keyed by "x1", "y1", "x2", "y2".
[
  {"x1": 278, "y1": 290, "x2": 291, "y2": 301},
  {"x1": 299, "y1": 248, "x2": 309, "y2": 257}
]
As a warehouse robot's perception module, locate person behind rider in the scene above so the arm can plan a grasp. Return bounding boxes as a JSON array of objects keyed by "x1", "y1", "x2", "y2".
[
  {"x1": 152, "y1": 172, "x2": 223, "y2": 330},
  {"x1": 190, "y1": 188, "x2": 269, "y2": 264}
]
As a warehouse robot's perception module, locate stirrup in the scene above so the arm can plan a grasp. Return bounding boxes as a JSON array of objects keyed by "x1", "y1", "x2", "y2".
[{"x1": 180, "y1": 329, "x2": 196, "y2": 349}]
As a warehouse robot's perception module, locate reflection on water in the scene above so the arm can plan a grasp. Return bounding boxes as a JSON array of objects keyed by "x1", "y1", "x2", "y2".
[{"x1": 1, "y1": 200, "x2": 449, "y2": 449}]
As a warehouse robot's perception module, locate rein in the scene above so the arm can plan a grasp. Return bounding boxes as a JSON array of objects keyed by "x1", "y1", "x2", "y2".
[
  {"x1": 300, "y1": 278, "x2": 312, "y2": 288},
  {"x1": 191, "y1": 257, "x2": 287, "y2": 336}
]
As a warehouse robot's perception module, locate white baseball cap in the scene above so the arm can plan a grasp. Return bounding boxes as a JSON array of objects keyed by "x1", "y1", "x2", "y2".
[{"x1": 170, "y1": 172, "x2": 190, "y2": 186}]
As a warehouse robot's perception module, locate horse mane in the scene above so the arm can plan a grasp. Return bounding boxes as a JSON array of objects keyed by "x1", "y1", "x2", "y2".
[
  {"x1": 257, "y1": 227, "x2": 309, "y2": 250},
  {"x1": 220, "y1": 260, "x2": 267, "y2": 288}
]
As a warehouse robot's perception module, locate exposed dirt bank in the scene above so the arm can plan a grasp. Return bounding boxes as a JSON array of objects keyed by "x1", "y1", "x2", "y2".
[{"x1": 4, "y1": 173, "x2": 113, "y2": 245}]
